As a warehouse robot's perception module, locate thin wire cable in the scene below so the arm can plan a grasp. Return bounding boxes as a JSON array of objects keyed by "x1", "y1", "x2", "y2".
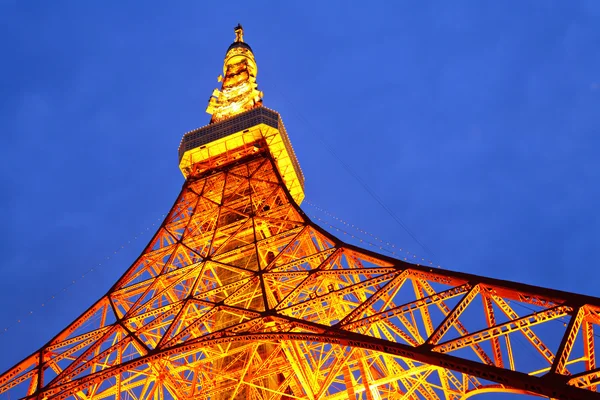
[
  {"x1": 305, "y1": 200, "x2": 439, "y2": 267},
  {"x1": 512, "y1": 301, "x2": 600, "y2": 339},
  {"x1": 306, "y1": 200, "x2": 600, "y2": 355},
  {"x1": 272, "y1": 85, "x2": 436, "y2": 259},
  {"x1": 307, "y1": 213, "x2": 433, "y2": 266},
  {"x1": 0, "y1": 213, "x2": 167, "y2": 335}
]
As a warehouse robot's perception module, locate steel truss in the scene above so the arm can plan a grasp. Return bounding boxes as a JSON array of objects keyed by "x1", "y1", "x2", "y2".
[{"x1": 1, "y1": 151, "x2": 600, "y2": 399}]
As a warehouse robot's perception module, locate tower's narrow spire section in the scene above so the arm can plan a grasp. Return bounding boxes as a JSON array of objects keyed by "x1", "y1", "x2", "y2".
[
  {"x1": 234, "y1": 23, "x2": 244, "y2": 42},
  {"x1": 180, "y1": 25, "x2": 304, "y2": 204},
  {"x1": 206, "y1": 24, "x2": 263, "y2": 123}
]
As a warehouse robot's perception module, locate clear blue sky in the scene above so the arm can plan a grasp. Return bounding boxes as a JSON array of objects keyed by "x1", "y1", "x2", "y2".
[{"x1": 1, "y1": 1, "x2": 599, "y2": 395}]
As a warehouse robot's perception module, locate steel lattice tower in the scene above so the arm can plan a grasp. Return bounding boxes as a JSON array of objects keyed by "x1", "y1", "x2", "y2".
[{"x1": 1, "y1": 25, "x2": 600, "y2": 400}]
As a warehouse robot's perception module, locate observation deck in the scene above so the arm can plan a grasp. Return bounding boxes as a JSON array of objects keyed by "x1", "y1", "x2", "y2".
[{"x1": 178, "y1": 106, "x2": 305, "y2": 205}]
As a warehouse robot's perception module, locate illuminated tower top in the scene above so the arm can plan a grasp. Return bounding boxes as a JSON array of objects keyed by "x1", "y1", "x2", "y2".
[
  {"x1": 178, "y1": 25, "x2": 305, "y2": 204},
  {"x1": 206, "y1": 24, "x2": 264, "y2": 123}
]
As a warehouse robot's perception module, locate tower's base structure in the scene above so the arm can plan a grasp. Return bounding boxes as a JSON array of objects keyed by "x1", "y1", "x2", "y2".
[{"x1": 2, "y1": 26, "x2": 600, "y2": 400}]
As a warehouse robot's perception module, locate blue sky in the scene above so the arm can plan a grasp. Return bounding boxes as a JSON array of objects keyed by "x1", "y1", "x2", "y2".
[{"x1": 1, "y1": 1, "x2": 599, "y2": 394}]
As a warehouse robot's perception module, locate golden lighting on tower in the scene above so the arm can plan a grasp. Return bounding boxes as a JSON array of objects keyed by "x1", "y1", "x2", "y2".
[
  {"x1": 179, "y1": 24, "x2": 304, "y2": 204},
  {"x1": 206, "y1": 24, "x2": 264, "y2": 123},
  {"x1": 1, "y1": 23, "x2": 599, "y2": 400}
]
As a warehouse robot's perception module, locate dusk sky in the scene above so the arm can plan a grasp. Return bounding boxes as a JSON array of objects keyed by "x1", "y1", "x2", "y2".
[{"x1": 1, "y1": 2, "x2": 599, "y2": 396}]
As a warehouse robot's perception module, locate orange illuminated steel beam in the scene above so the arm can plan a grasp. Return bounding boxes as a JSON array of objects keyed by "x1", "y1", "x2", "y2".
[{"x1": 3, "y1": 23, "x2": 600, "y2": 400}]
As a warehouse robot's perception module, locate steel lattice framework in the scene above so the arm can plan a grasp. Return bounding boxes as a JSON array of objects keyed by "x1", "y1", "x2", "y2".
[{"x1": 2, "y1": 25, "x2": 600, "y2": 400}]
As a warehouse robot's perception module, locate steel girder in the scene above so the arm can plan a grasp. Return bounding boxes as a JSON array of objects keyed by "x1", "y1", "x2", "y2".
[{"x1": 1, "y1": 151, "x2": 600, "y2": 400}]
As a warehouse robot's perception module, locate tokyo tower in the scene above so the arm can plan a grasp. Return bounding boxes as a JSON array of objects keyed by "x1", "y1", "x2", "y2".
[{"x1": 2, "y1": 24, "x2": 600, "y2": 400}]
